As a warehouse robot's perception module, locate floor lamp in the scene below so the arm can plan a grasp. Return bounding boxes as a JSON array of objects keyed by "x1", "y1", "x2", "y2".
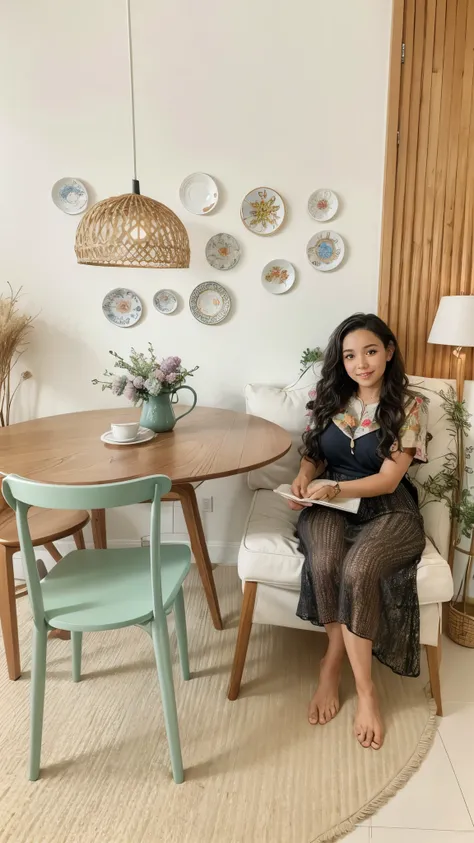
[
  {"x1": 428, "y1": 295, "x2": 474, "y2": 402},
  {"x1": 429, "y1": 295, "x2": 474, "y2": 645}
]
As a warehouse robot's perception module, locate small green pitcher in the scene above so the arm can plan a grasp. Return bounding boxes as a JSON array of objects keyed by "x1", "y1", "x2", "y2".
[{"x1": 140, "y1": 387, "x2": 197, "y2": 433}]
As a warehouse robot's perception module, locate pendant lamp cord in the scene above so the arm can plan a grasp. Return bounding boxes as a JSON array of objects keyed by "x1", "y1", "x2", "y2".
[{"x1": 126, "y1": 0, "x2": 140, "y2": 194}]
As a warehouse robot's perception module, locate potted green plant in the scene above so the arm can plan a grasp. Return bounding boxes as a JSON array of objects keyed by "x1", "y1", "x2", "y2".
[{"x1": 414, "y1": 386, "x2": 474, "y2": 646}]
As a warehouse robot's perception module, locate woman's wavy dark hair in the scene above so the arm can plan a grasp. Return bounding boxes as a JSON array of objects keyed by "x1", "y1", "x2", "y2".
[{"x1": 302, "y1": 313, "x2": 410, "y2": 462}]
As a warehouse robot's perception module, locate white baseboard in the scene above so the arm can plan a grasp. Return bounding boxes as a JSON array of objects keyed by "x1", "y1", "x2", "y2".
[{"x1": 13, "y1": 537, "x2": 239, "y2": 579}]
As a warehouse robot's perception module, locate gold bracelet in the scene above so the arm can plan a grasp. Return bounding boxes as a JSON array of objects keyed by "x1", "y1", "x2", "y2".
[{"x1": 332, "y1": 482, "x2": 341, "y2": 498}]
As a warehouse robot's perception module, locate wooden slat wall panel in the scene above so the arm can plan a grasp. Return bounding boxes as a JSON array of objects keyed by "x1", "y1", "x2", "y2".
[{"x1": 379, "y1": 0, "x2": 474, "y2": 379}]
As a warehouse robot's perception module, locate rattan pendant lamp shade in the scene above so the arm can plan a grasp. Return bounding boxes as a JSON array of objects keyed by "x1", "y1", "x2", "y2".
[{"x1": 75, "y1": 0, "x2": 189, "y2": 269}]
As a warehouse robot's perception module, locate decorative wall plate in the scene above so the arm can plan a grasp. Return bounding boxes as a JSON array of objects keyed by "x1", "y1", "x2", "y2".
[
  {"x1": 308, "y1": 189, "x2": 338, "y2": 222},
  {"x1": 179, "y1": 172, "x2": 218, "y2": 214},
  {"x1": 189, "y1": 282, "x2": 231, "y2": 325},
  {"x1": 52, "y1": 178, "x2": 88, "y2": 215},
  {"x1": 153, "y1": 289, "x2": 178, "y2": 314},
  {"x1": 240, "y1": 187, "x2": 285, "y2": 236},
  {"x1": 261, "y1": 260, "x2": 295, "y2": 294},
  {"x1": 307, "y1": 230, "x2": 345, "y2": 272},
  {"x1": 205, "y1": 233, "x2": 241, "y2": 270},
  {"x1": 102, "y1": 288, "x2": 143, "y2": 327}
]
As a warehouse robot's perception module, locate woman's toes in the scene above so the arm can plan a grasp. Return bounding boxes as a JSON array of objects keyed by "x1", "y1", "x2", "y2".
[
  {"x1": 319, "y1": 710, "x2": 327, "y2": 724},
  {"x1": 308, "y1": 705, "x2": 319, "y2": 725},
  {"x1": 362, "y1": 729, "x2": 374, "y2": 748},
  {"x1": 372, "y1": 727, "x2": 383, "y2": 749},
  {"x1": 330, "y1": 704, "x2": 338, "y2": 719},
  {"x1": 355, "y1": 727, "x2": 365, "y2": 745}
]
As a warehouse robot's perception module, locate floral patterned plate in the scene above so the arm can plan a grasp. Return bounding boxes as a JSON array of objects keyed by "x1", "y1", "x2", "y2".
[
  {"x1": 179, "y1": 173, "x2": 218, "y2": 215},
  {"x1": 189, "y1": 282, "x2": 231, "y2": 325},
  {"x1": 308, "y1": 189, "x2": 338, "y2": 222},
  {"x1": 261, "y1": 260, "x2": 295, "y2": 295},
  {"x1": 307, "y1": 230, "x2": 345, "y2": 272},
  {"x1": 102, "y1": 288, "x2": 143, "y2": 328},
  {"x1": 240, "y1": 187, "x2": 285, "y2": 236},
  {"x1": 51, "y1": 177, "x2": 88, "y2": 215},
  {"x1": 205, "y1": 233, "x2": 241, "y2": 270},
  {"x1": 153, "y1": 289, "x2": 178, "y2": 314}
]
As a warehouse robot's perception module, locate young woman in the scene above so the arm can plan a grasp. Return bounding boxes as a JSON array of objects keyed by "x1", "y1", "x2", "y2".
[{"x1": 289, "y1": 313, "x2": 428, "y2": 750}]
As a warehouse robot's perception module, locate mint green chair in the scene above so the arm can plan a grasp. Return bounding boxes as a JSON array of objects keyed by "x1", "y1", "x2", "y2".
[{"x1": 2, "y1": 473, "x2": 191, "y2": 784}]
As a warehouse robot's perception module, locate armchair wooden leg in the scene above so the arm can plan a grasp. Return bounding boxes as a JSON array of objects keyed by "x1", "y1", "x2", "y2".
[
  {"x1": 0, "y1": 545, "x2": 21, "y2": 680},
  {"x1": 228, "y1": 581, "x2": 257, "y2": 701},
  {"x1": 426, "y1": 636, "x2": 443, "y2": 716}
]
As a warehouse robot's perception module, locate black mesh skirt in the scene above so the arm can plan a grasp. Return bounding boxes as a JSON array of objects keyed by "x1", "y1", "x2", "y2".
[{"x1": 296, "y1": 474, "x2": 426, "y2": 677}]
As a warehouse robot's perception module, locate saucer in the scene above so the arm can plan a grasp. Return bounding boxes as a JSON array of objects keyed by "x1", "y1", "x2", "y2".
[{"x1": 100, "y1": 427, "x2": 156, "y2": 446}]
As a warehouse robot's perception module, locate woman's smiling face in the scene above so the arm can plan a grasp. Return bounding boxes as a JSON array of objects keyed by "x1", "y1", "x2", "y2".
[{"x1": 341, "y1": 329, "x2": 394, "y2": 390}]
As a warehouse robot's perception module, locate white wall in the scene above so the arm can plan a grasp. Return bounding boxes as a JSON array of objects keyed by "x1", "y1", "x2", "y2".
[{"x1": 0, "y1": 0, "x2": 392, "y2": 557}]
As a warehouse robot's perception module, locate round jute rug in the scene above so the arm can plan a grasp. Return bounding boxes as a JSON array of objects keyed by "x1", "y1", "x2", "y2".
[{"x1": 0, "y1": 566, "x2": 436, "y2": 843}]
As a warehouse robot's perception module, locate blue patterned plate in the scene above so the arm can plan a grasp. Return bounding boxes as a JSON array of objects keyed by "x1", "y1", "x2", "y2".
[
  {"x1": 52, "y1": 178, "x2": 88, "y2": 215},
  {"x1": 153, "y1": 289, "x2": 178, "y2": 314},
  {"x1": 307, "y1": 230, "x2": 345, "y2": 272},
  {"x1": 102, "y1": 288, "x2": 143, "y2": 328}
]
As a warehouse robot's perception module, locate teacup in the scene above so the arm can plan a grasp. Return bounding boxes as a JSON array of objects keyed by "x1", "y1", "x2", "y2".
[{"x1": 111, "y1": 422, "x2": 140, "y2": 442}]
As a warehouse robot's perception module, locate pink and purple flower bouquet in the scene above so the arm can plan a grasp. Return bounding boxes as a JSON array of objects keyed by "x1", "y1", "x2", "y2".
[{"x1": 92, "y1": 344, "x2": 198, "y2": 405}]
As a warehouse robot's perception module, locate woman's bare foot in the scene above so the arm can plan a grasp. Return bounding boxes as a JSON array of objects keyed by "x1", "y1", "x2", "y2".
[
  {"x1": 354, "y1": 682, "x2": 384, "y2": 749},
  {"x1": 48, "y1": 629, "x2": 71, "y2": 641},
  {"x1": 308, "y1": 655, "x2": 342, "y2": 725}
]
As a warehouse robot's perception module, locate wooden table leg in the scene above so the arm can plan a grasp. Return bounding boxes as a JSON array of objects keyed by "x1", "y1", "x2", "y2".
[
  {"x1": 169, "y1": 484, "x2": 223, "y2": 630},
  {"x1": 91, "y1": 509, "x2": 107, "y2": 549},
  {"x1": 0, "y1": 546, "x2": 21, "y2": 680}
]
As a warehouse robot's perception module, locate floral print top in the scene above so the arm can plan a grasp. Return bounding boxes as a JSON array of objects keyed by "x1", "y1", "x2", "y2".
[{"x1": 306, "y1": 389, "x2": 429, "y2": 463}]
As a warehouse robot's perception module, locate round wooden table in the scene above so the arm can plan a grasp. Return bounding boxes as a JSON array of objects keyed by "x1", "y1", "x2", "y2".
[{"x1": 0, "y1": 405, "x2": 291, "y2": 641}]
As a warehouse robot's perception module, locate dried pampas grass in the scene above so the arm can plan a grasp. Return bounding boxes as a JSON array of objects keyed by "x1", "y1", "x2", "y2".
[{"x1": 0, "y1": 286, "x2": 33, "y2": 426}]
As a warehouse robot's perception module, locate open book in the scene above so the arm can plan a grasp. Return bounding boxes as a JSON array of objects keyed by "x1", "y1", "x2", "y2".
[{"x1": 274, "y1": 481, "x2": 360, "y2": 514}]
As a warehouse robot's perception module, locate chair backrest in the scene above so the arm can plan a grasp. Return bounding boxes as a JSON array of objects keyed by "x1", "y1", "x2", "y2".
[{"x1": 2, "y1": 474, "x2": 172, "y2": 628}]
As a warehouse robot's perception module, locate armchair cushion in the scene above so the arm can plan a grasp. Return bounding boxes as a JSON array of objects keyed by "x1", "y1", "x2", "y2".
[{"x1": 238, "y1": 490, "x2": 454, "y2": 607}]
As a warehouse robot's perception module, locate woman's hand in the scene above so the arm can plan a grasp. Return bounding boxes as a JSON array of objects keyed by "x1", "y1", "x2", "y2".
[
  {"x1": 306, "y1": 481, "x2": 340, "y2": 502},
  {"x1": 287, "y1": 473, "x2": 310, "y2": 510}
]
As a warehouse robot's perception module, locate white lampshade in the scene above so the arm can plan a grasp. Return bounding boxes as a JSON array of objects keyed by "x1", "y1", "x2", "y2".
[{"x1": 428, "y1": 295, "x2": 474, "y2": 347}]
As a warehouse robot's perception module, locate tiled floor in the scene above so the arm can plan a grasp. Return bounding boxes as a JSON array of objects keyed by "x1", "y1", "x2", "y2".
[{"x1": 345, "y1": 635, "x2": 474, "y2": 843}]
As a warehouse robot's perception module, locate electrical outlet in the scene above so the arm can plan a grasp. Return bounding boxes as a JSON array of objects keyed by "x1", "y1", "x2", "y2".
[{"x1": 202, "y1": 497, "x2": 213, "y2": 513}]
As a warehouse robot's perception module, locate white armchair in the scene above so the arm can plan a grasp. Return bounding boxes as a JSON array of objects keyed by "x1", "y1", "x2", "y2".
[{"x1": 228, "y1": 366, "x2": 454, "y2": 714}]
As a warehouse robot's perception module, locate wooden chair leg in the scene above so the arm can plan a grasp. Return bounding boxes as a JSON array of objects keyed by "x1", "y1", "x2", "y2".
[
  {"x1": 0, "y1": 545, "x2": 21, "y2": 680},
  {"x1": 426, "y1": 637, "x2": 443, "y2": 716},
  {"x1": 73, "y1": 530, "x2": 86, "y2": 550},
  {"x1": 91, "y1": 509, "x2": 107, "y2": 549},
  {"x1": 174, "y1": 484, "x2": 223, "y2": 631},
  {"x1": 228, "y1": 581, "x2": 257, "y2": 701},
  {"x1": 44, "y1": 542, "x2": 62, "y2": 564}
]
